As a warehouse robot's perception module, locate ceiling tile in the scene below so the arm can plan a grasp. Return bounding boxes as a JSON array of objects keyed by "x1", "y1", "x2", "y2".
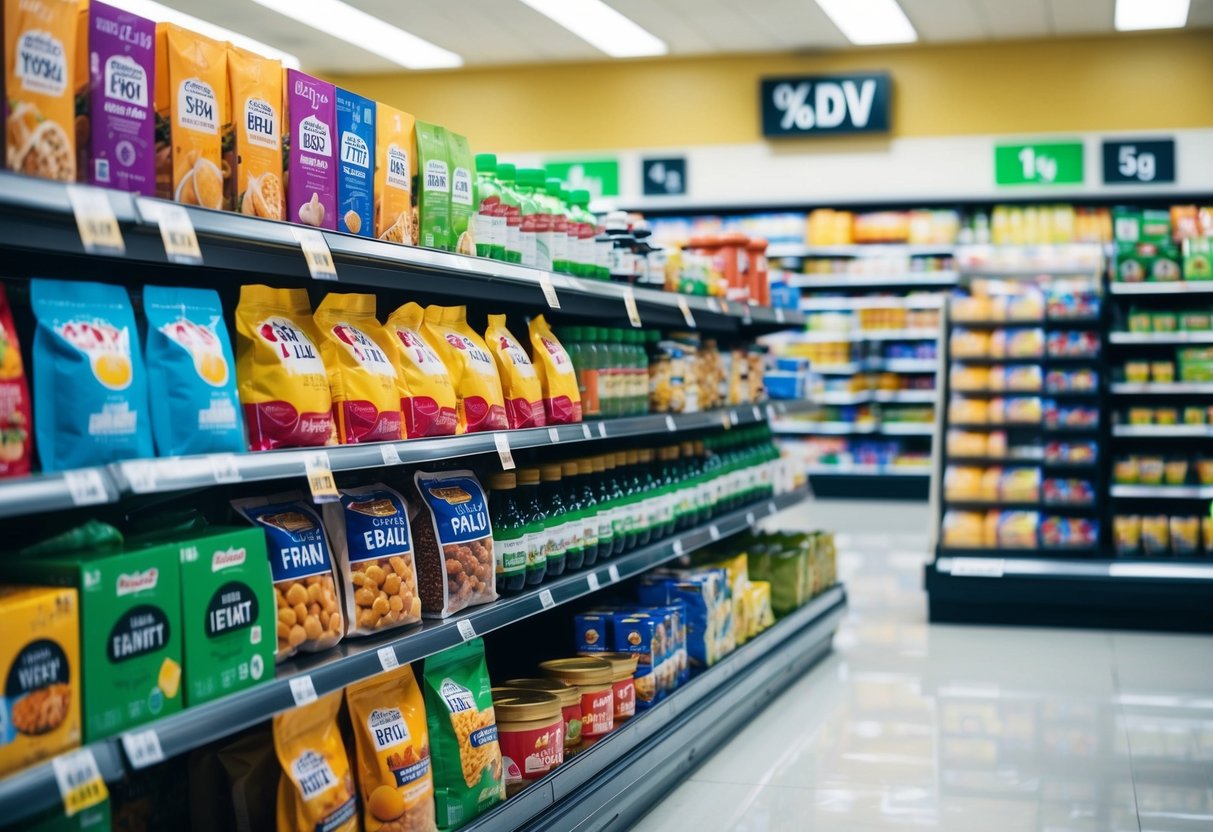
[
  {"x1": 1188, "y1": 0, "x2": 1213, "y2": 27},
  {"x1": 900, "y1": 0, "x2": 989, "y2": 42},
  {"x1": 1048, "y1": 0, "x2": 1114, "y2": 35},
  {"x1": 974, "y1": 0, "x2": 1053, "y2": 38}
]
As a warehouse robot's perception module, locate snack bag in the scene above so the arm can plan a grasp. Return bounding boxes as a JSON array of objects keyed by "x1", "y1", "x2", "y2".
[
  {"x1": 154, "y1": 24, "x2": 227, "y2": 207},
  {"x1": 143, "y1": 285, "x2": 245, "y2": 456},
  {"x1": 414, "y1": 121, "x2": 451, "y2": 250},
  {"x1": 484, "y1": 314, "x2": 544, "y2": 429},
  {"x1": 422, "y1": 638, "x2": 503, "y2": 828},
  {"x1": 235, "y1": 285, "x2": 334, "y2": 451},
  {"x1": 0, "y1": 285, "x2": 32, "y2": 477},
  {"x1": 347, "y1": 665, "x2": 437, "y2": 832},
  {"x1": 272, "y1": 691, "x2": 358, "y2": 832},
  {"x1": 528, "y1": 315, "x2": 582, "y2": 424},
  {"x1": 31, "y1": 279, "x2": 152, "y2": 469},
  {"x1": 411, "y1": 469, "x2": 496, "y2": 618},
  {"x1": 80, "y1": 1, "x2": 155, "y2": 194},
  {"x1": 5, "y1": 0, "x2": 79, "y2": 180},
  {"x1": 446, "y1": 130, "x2": 476, "y2": 255},
  {"x1": 313, "y1": 293, "x2": 402, "y2": 444},
  {"x1": 384, "y1": 302, "x2": 457, "y2": 438},
  {"x1": 232, "y1": 493, "x2": 343, "y2": 660},
  {"x1": 283, "y1": 69, "x2": 336, "y2": 228},
  {"x1": 335, "y1": 87, "x2": 374, "y2": 237},
  {"x1": 227, "y1": 45, "x2": 284, "y2": 220},
  {"x1": 375, "y1": 102, "x2": 417, "y2": 244},
  {"x1": 421, "y1": 305, "x2": 507, "y2": 433},
  {"x1": 323, "y1": 483, "x2": 421, "y2": 637}
]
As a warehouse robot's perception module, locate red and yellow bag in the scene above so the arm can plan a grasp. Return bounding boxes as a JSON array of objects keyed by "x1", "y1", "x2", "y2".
[
  {"x1": 314, "y1": 293, "x2": 402, "y2": 444},
  {"x1": 484, "y1": 314, "x2": 544, "y2": 429},
  {"x1": 384, "y1": 303, "x2": 457, "y2": 438},
  {"x1": 529, "y1": 315, "x2": 582, "y2": 424},
  {"x1": 421, "y1": 306, "x2": 506, "y2": 434}
]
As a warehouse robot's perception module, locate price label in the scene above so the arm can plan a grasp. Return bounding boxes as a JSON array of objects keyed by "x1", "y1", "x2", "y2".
[
  {"x1": 766, "y1": 404, "x2": 777, "y2": 421},
  {"x1": 665, "y1": 415, "x2": 677, "y2": 432},
  {"x1": 119, "y1": 461, "x2": 158, "y2": 494},
  {"x1": 548, "y1": 427, "x2": 561, "y2": 444},
  {"x1": 951, "y1": 557, "x2": 1006, "y2": 578},
  {"x1": 673, "y1": 539, "x2": 684, "y2": 556},
  {"x1": 52, "y1": 748, "x2": 108, "y2": 816},
  {"x1": 293, "y1": 227, "x2": 338, "y2": 281},
  {"x1": 752, "y1": 406, "x2": 762, "y2": 421},
  {"x1": 121, "y1": 729, "x2": 164, "y2": 770},
  {"x1": 677, "y1": 296, "x2": 696, "y2": 328},
  {"x1": 746, "y1": 512, "x2": 756, "y2": 527},
  {"x1": 380, "y1": 443, "x2": 402, "y2": 466},
  {"x1": 730, "y1": 410, "x2": 740, "y2": 426},
  {"x1": 493, "y1": 433, "x2": 515, "y2": 470},
  {"x1": 539, "y1": 589, "x2": 555, "y2": 609},
  {"x1": 607, "y1": 564, "x2": 621, "y2": 583},
  {"x1": 582, "y1": 423, "x2": 593, "y2": 440},
  {"x1": 741, "y1": 304, "x2": 753, "y2": 326},
  {"x1": 456, "y1": 619, "x2": 476, "y2": 642},
  {"x1": 587, "y1": 573, "x2": 600, "y2": 592},
  {"x1": 377, "y1": 646, "x2": 399, "y2": 672},
  {"x1": 706, "y1": 298, "x2": 721, "y2": 314},
  {"x1": 597, "y1": 422, "x2": 607, "y2": 438},
  {"x1": 304, "y1": 452, "x2": 339, "y2": 504},
  {"x1": 65, "y1": 469, "x2": 108, "y2": 506},
  {"x1": 289, "y1": 675, "x2": 318, "y2": 706},
  {"x1": 775, "y1": 307, "x2": 787, "y2": 324},
  {"x1": 623, "y1": 287, "x2": 642, "y2": 328},
  {"x1": 67, "y1": 185, "x2": 125, "y2": 255},
  {"x1": 721, "y1": 411, "x2": 731, "y2": 430},
  {"x1": 767, "y1": 501, "x2": 778, "y2": 516},
  {"x1": 538, "y1": 271, "x2": 561, "y2": 308},
  {"x1": 148, "y1": 201, "x2": 202, "y2": 265},
  {"x1": 210, "y1": 454, "x2": 242, "y2": 483},
  {"x1": 719, "y1": 299, "x2": 730, "y2": 316},
  {"x1": 709, "y1": 524, "x2": 721, "y2": 541}
]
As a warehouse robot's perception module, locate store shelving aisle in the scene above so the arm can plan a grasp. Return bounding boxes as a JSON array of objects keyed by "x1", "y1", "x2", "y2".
[{"x1": 629, "y1": 501, "x2": 1213, "y2": 832}]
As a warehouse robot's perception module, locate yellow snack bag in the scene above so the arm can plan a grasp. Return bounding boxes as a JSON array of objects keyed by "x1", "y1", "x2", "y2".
[
  {"x1": 421, "y1": 305, "x2": 507, "y2": 434},
  {"x1": 235, "y1": 285, "x2": 334, "y2": 450},
  {"x1": 485, "y1": 314, "x2": 544, "y2": 430},
  {"x1": 227, "y1": 45, "x2": 284, "y2": 220},
  {"x1": 155, "y1": 23, "x2": 227, "y2": 208},
  {"x1": 273, "y1": 691, "x2": 358, "y2": 832},
  {"x1": 384, "y1": 302, "x2": 457, "y2": 438},
  {"x1": 346, "y1": 665, "x2": 437, "y2": 832},
  {"x1": 528, "y1": 315, "x2": 582, "y2": 424},
  {"x1": 5, "y1": 0, "x2": 79, "y2": 181},
  {"x1": 314, "y1": 293, "x2": 402, "y2": 445},
  {"x1": 375, "y1": 102, "x2": 418, "y2": 244}
]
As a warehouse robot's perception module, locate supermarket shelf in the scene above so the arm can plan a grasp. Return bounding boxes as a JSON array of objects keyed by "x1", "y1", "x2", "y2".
[
  {"x1": 0, "y1": 486, "x2": 814, "y2": 825},
  {"x1": 1111, "y1": 424, "x2": 1213, "y2": 438},
  {"x1": 816, "y1": 389, "x2": 937, "y2": 405},
  {"x1": 464, "y1": 584, "x2": 847, "y2": 832},
  {"x1": 1109, "y1": 281, "x2": 1213, "y2": 295},
  {"x1": 944, "y1": 498, "x2": 1095, "y2": 512},
  {"x1": 1110, "y1": 485, "x2": 1213, "y2": 499},
  {"x1": 865, "y1": 328, "x2": 941, "y2": 341},
  {"x1": 958, "y1": 265, "x2": 1102, "y2": 278},
  {"x1": 950, "y1": 355, "x2": 1100, "y2": 366},
  {"x1": 792, "y1": 327, "x2": 939, "y2": 344},
  {"x1": 1111, "y1": 382, "x2": 1213, "y2": 395},
  {"x1": 879, "y1": 423, "x2": 936, "y2": 436},
  {"x1": 874, "y1": 358, "x2": 940, "y2": 372},
  {"x1": 0, "y1": 402, "x2": 813, "y2": 520},
  {"x1": 774, "y1": 243, "x2": 955, "y2": 258},
  {"x1": 951, "y1": 317, "x2": 1102, "y2": 329},
  {"x1": 1109, "y1": 332, "x2": 1213, "y2": 345},
  {"x1": 772, "y1": 421, "x2": 877, "y2": 435},
  {"x1": 798, "y1": 295, "x2": 945, "y2": 312},
  {"x1": 806, "y1": 464, "x2": 932, "y2": 476},
  {"x1": 946, "y1": 455, "x2": 1097, "y2": 470},
  {"x1": 813, "y1": 362, "x2": 864, "y2": 375},
  {"x1": 788, "y1": 271, "x2": 958, "y2": 289}
]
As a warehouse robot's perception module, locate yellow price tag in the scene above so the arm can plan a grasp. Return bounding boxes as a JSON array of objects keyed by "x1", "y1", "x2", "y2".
[
  {"x1": 67, "y1": 185, "x2": 125, "y2": 256},
  {"x1": 623, "y1": 287, "x2": 642, "y2": 328},
  {"x1": 149, "y1": 201, "x2": 202, "y2": 265},
  {"x1": 52, "y1": 748, "x2": 109, "y2": 817},
  {"x1": 677, "y1": 296, "x2": 696, "y2": 328},
  {"x1": 304, "y1": 452, "x2": 339, "y2": 503},
  {"x1": 293, "y1": 228, "x2": 338, "y2": 281}
]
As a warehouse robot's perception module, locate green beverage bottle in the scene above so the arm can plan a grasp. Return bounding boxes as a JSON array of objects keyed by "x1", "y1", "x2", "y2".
[
  {"x1": 473, "y1": 153, "x2": 505, "y2": 260},
  {"x1": 487, "y1": 471, "x2": 528, "y2": 594},
  {"x1": 496, "y1": 163, "x2": 523, "y2": 264}
]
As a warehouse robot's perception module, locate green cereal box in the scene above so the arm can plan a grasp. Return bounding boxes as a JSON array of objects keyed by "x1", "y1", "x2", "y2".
[
  {"x1": 445, "y1": 130, "x2": 476, "y2": 256},
  {"x1": 415, "y1": 121, "x2": 452, "y2": 251}
]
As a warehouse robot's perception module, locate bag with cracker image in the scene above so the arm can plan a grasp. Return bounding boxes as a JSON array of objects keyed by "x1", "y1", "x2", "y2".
[
  {"x1": 383, "y1": 302, "x2": 457, "y2": 438},
  {"x1": 375, "y1": 102, "x2": 417, "y2": 245},
  {"x1": 273, "y1": 690, "x2": 358, "y2": 832},
  {"x1": 227, "y1": 45, "x2": 283, "y2": 220},
  {"x1": 155, "y1": 23, "x2": 228, "y2": 208},
  {"x1": 423, "y1": 638, "x2": 503, "y2": 828},
  {"x1": 5, "y1": 0, "x2": 79, "y2": 181}
]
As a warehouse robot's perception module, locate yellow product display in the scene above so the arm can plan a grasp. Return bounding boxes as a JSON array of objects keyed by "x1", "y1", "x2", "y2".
[
  {"x1": 374, "y1": 103, "x2": 418, "y2": 244},
  {"x1": 383, "y1": 303, "x2": 458, "y2": 438},
  {"x1": 421, "y1": 306, "x2": 508, "y2": 434},
  {"x1": 949, "y1": 329, "x2": 990, "y2": 358},
  {"x1": 950, "y1": 365, "x2": 989, "y2": 392},
  {"x1": 941, "y1": 510, "x2": 986, "y2": 548},
  {"x1": 484, "y1": 314, "x2": 544, "y2": 430},
  {"x1": 946, "y1": 430, "x2": 989, "y2": 457},
  {"x1": 1002, "y1": 397, "x2": 1043, "y2": 424},
  {"x1": 155, "y1": 24, "x2": 228, "y2": 208},
  {"x1": 314, "y1": 294, "x2": 402, "y2": 445},
  {"x1": 944, "y1": 466, "x2": 984, "y2": 501},
  {"x1": 1000, "y1": 468, "x2": 1041, "y2": 502},
  {"x1": 227, "y1": 45, "x2": 284, "y2": 220},
  {"x1": 746, "y1": 581, "x2": 775, "y2": 636},
  {"x1": 528, "y1": 315, "x2": 582, "y2": 425},
  {"x1": 5, "y1": 0, "x2": 79, "y2": 181},
  {"x1": 949, "y1": 398, "x2": 988, "y2": 425},
  {"x1": 993, "y1": 328, "x2": 1044, "y2": 359},
  {"x1": 274, "y1": 691, "x2": 359, "y2": 832}
]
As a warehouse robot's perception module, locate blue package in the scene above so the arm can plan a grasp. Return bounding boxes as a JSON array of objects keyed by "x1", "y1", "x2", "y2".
[
  {"x1": 143, "y1": 285, "x2": 245, "y2": 456},
  {"x1": 31, "y1": 279, "x2": 153, "y2": 470},
  {"x1": 575, "y1": 612, "x2": 611, "y2": 653},
  {"x1": 613, "y1": 611, "x2": 662, "y2": 708},
  {"x1": 335, "y1": 88, "x2": 375, "y2": 237}
]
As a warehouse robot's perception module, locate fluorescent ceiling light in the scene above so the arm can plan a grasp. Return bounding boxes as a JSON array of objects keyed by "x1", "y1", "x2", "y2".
[
  {"x1": 249, "y1": 0, "x2": 462, "y2": 69},
  {"x1": 814, "y1": 0, "x2": 918, "y2": 45},
  {"x1": 1115, "y1": 0, "x2": 1190, "y2": 30},
  {"x1": 517, "y1": 0, "x2": 667, "y2": 58},
  {"x1": 106, "y1": 0, "x2": 301, "y2": 67}
]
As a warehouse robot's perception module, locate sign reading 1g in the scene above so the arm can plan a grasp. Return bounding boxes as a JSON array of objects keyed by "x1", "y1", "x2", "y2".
[{"x1": 995, "y1": 142, "x2": 1084, "y2": 186}]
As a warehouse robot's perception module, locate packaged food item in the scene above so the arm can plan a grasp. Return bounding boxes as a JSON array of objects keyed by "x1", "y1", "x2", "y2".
[
  {"x1": 499, "y1": 678, "x2": 582, "y2": 751},
  {"x1": 272, "y1": 691, "x2": 358, "y2": 832},
  {"x1": 484, "y1": 314, "x2": 544, "y2": 429},
  {"x1": 996, "y1": 510, "x2": 1039, "y2": 548},
  {"x1": 539, "y1": 657, "x2": 615, "y2": 742},
  {"x1": 1183, "y1": 406, "x2": 1205, "y2": 425},
  {"x1": 5, "y1": 0, "x2": 79, "y2": 180},
  {"x1": 1164, "y1": 460, "x2": 1189, "y2": 485},
  {"x1": 1204, "y1": 516, "x2": 1213, "y2": 553},
  {"x1": 227, "y1": 45, "x2": 284, "y2": 220},
  {"x1": 946, "y1": 429, "x2": 989, "y2": 458},
  {"x1": 1113, "y1": 457, "x2": 1139, "y2": 485},
  {"x1": 0, "y1": 285, "x2": 32, "y2": 477},
  {"x1": 411, "y1": 469, "x2": 496, "y2": 618},
  {"x1": 314, "y1": 293, "x2": 402, "y2": 444},
  {"x1": 446, "y1": 130, "x2": 476, "y2": 255},
  {"x1": 490, "y1": 687, "x2": 562, "y2": 796},
  {"x1": 1124, "y1": 361, "x2": 1150, "y2": 383},
  {"x1": 232, "y1": 493, "x2": 343, "y2": 660},
  {"x1": 322, "y1": 483, "x2": 421, "y2": 637},
  {"x1": 0, "y1": 586, "x2": 80, "y2": 777},
  {"x1": 529, "y1": 315, "x2": 582, "y2": 425},
  {"x1": 1043, "y1": 477, "x2": 1095, "y2": 506},
  {"x1": 949, "y1": 329, "x2": 989, "y2": 358},
  {"x1": 1113, "y1": 515, "x2": 1141, "y2": 556},
  {"x1": 421, "y1": 305, "x2": 507, "y2": 434},
  {"x1": 346, "y1": 665, "x2": 436, "y2": 832},
  {"x1": 422, "y1": 638, "x2": 504, "y2": 828},
  {"x1": 383, "y1": 302, "x2": 457, "y2": 438},
  {"x1": 1137, "y1": 456, "x2": 1164, "y2": 485},
  {"x1": 1151, "y1": 361, "x2": 1175, "y2": 383},
  {"x1": 1040, "y1": 516, "x2": 1098, "y2": 549},
  {"x1": 597, "y1": 652, "x2": 638, "y2": 722},
  {"x1": 1141, "y1": 515, "x2": 1169, "y2": 555},
  {"x1": 144, "y1": 285, "x2": 245, "y2": 455},
  {"x1": 284, "y1": 69, "x2": 336, "y2": 228},
  {"x1": 334, "y1": 88, "x2": 374, "y2": 237},
  {"x1": 415, "y1": 121, "x2": 451, "y2": 250},
  {"x1": 1197, "y1": 459, "x2": 1213, "y2": 485},
  {"x1": 999, "y1": 468, "x2": 1041, "y2": 502},
  {"x1": 374, "y1": 102, "x2": 416, "y2": 244},
  {"x1": 154, "y1": 24, "x2": 227, "y2": 207},
  {"x1": 944, "y1": 466, "x2": 983, "y2": 501},
  {"x1": 234, "y1": 285, "x2": 334, "y2": 450},
  {"x1": 31, "y1": 279, "x2": 153, "y2": 469},
  {"x1": 1170, "y1": 516, "x2": 1200, "y2": 554}
]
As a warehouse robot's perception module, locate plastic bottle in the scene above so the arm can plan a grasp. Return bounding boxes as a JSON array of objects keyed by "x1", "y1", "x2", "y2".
[
  {"x1": 473, "y1": 153, "x2": 505, "y2": 261},
  {"x1": 576, "y1": 457, "x2": 600, "y2": 567},
  {"x1": 545, "y1": 178, "x2": 571, "y2": 275},
  {"x1": 540, "y1": 463, "x2": 569, "y2": 578},
  {"x1": 487, "y1": 471, "x2": 528, "y2": 594},
  {"x1": 568, "y1": 326, "x2": 600, "y2": 420},
  {"x1": 591, "y1": 455, "x2": 615, "y2": 559},
  {"x1": 568, "y1": 189, "x2": 597, "y2": 279},
  {"x1": 517, "y1": 168, "x2": 548, "y2": 269},
  {"x1": 561, "y1": 460, "x2": 586, "y2": 571},
  {"x1": 517, "y1": 467, "x2": 547, "y2": 586},
  {"x1": 560, "y1": 187, "x2": 580, "y2": 276},
  {"x1": 605, "y1": 452, "x2": 629, "y2": 555},
  {"x1": 496, "y1": 163, "x2": 523, "y2": 264}
]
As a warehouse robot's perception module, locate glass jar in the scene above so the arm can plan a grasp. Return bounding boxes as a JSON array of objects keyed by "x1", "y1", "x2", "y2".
[
  {"x1": 517, "y1": 467, "x2": 547, "y2": 586},
  {"x1": 595, "y1": 652, "x2": 639, "y2": 723},
  {"x1": 538, "y1": 657, "x2": 615, "y2": 744},
  {"x1": 540, "y1": 463, "x2": 569, "y2": 578},
  {"x1": 487, "y1": 471, "x2": 528, "y2": 595},
  {"x1": 499, "y1": 677, "x2": 584, "y2": 751},
  {"x1": 491, "y1": 687, "x2": 564, "y2": 794}
]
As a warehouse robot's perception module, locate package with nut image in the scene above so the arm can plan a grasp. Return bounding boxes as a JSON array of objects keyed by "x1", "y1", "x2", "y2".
[
  {"x1": 446, "y1": 130, "x2": 476, "y2": 256},
  {"x1": 411, "y1": 469, "x2": 496, "y2": 618},
  {"x1": 5, "y1": 0, "x2": 79, "y2": 181},
  {"x1": 374, "y1": 101, "x2": 415, "y2": 244},
  {"x1": 335, "y1": 87, "x2": 374, "y2": 237},
  {"x1": 283, "y1": 69, "x2": 336, "y2": 229},
  {"x1": 414, "y1": 121, "x2": 451, "y2": 250},
  {"x1": 227, "y1": 45, "x2": 283, "y2": 220}
]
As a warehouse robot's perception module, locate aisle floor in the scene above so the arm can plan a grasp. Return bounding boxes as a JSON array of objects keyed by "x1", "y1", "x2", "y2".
[{"x1": 630, "y1": 501, "x2": 1213, "y2": 832}]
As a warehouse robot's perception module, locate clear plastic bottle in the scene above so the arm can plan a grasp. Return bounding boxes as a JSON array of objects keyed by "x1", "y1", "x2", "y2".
[
  {"x1": 473, "y1": 153, "x2": 505, "y2": 261},
  {"x1": 495, "y1": 163, "x2": 523, "y2": 264},
  {"x1": 514, "y1": 168, "x2": 541, "y2": 268},
  {"x1": 545, "y1": 177, "x2": 571, "y2": 275}
]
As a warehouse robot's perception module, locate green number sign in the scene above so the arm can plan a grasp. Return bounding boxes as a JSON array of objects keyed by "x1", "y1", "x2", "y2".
[
  {"x1": 995, "y1": 142, "x2": 1084, "y2": 186},
  {"x1": 544, "y1": 159, "x2": 620, "y2": 198}
]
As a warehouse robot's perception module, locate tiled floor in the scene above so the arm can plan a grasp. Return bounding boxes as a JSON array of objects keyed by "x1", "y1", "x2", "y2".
[{"x1": 630, "y1": 500, "x2": 1213, "y2": 831}]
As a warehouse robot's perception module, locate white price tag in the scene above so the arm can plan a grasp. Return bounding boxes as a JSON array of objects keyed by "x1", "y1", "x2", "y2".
[
  {"x1": 721, "y1": 411, "x2": 732, "y2": 430},
  {"x1": 538, "y1": 271, "x2": 561, "y2": 308},
  {"x1": 597, "y1": 422, "x2": 607, "y2": 438},
  {"x1": 377, "y1": 646, "x2": 399, "y2": 672},
  {"x1": 582, "y1": 423, "x2": 593, "y2": 440},
  {"x1": 951, "y1": 557, "x2": 1006, "y2": 578},
  {"x1": 623, "y1": 287, "x2": 642, "y2": 327},
  {"x1": 775, "y1": 307, "x2": 787, "y2": 324},
  {"x1": 706, "y1": 298, "x2": 721, "y2": 314},
  {"x1": 719, "y1": 299, "x2": 730, "y2": 316},
  {"x1": 52, "y1": 748, "x2": 108, "y2": 816},
  {"x1": 673, "y1": 539, "x2": 684, "y2": 556},
  {"x1": 119, "y1": 461, "x2": 158, "y2": 494},
  {"x1": 709, "y1": 524, "x2": 721, "y2": 541},
  {"x1": 539, "y1": 589, "x2": 555, "y2": 609},
  {"x1": 766, "y1": 404, "x2": 777, "y2": 421},
  {"x1": 289, "y1": 675, "x2": 318, "y2": 707},
  {"x1": 304, "y1": 452, "x2": 339, "y2": 503},
  {"x1": 677, "y1": 296, "x2": 696, "y2": 328},
  {"x1": 456, "y1": 619, "x2": 476, "y2": 642},
  {"x1": 65, "y1": 469, "x2": 108, "y2": 506},
  {"x1": 67, "y1": 184, "x2": 125, "y2": 256},
  {"x1": 210, "y1": 454, "x2": 242, "y2": 483},
  {"x1": 121, "y1": 729, "x2": 164, "y2": 770},
  {"x1": 494, "y1": 432, "x2": 515, "y2": 470},
  {"x1": 742, "y1": 304, "x2": 753, "y2": 325},
  {"x1": 777, "y1": 402, "x2": 788, "y2": 415},
  {"x1": 380, "y1": 444, "x2": 402, "y2": 466},
  {"x1": 746, "y1": 512, "x2": 756, "y2": 527},
  {"x1": 548, "y1": 427, "x2": 561, "y2": 444},
  {"x1": 149, "y1": 201, "x2": 202, "y2": 265},
  {"x1": 767, "y1": 501, "x2": 778, "y2": 516},
  {"x1": 752, "y1": 406, "x2": 762, "y2": 421},
  {"x1": 665, "y1": 415, "x2": 677, "y2": 432},
  {"x1": 293, "y1": 227, "x2": 338, "y2": 281},
  {"x1": 729, "y1": 410, "x2": 740, "y2": 426},
  {"x1": 587, "y1": 573, "x2": 600, "y2": 592},
  {"x1": 608, "y1": 565, "x2": 620, "y2": 583}
]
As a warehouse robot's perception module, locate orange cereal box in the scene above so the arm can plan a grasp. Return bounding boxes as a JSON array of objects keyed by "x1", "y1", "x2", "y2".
[
  {"x1": 374, "y1": 102, "x2": 416, "y2": 244},
  {"x1": 5, "y1": 0, "x2": 79, "y2": 181},
  {"x1": 227, "y1": 45, "x2": 284, "y2": 220},
  {"x1": 155, "y1": 23, "x2": 227, "y2": 208}
]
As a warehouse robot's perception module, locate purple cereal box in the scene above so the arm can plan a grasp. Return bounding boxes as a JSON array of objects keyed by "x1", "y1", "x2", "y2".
[
  {"x1": 284, "y1": 69, "x2": 336, "y2": 230},
  {"x1": 86, "y1": 1, "x2": 156, "y2": 195}
]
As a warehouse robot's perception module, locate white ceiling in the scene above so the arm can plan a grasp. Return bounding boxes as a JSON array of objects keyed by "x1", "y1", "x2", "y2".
[{"x1": 151, "y1": 0, "x2": 1213, "y2": 73}]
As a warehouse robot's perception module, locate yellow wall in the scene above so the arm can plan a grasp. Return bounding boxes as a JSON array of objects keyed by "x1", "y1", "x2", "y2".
[{"x1": 330, "y1": 31, "x2": 1213, "y2": 154}]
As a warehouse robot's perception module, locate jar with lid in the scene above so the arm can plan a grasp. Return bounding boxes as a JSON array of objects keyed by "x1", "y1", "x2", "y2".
[
  {"x1": 491, "y1": 687, "x2": 564, "y2": 794},
  {"x1": 538, "y1": 657, "x2": 615, "y2": 743},
  {"x1": 539, "y1": 464, "x2": 569, "y2": 578},
  {"x1": 561, "y1": 460, "x2": 586, "y2": 571},
  {"x1": 499, "y1": 677, "x2": 584, "y2": 751},
  {"x1": 593, "y1": 652, "x2": 639, "y2": 723},
  {"x1": 516, "y1": 467, "x2": 547, "y2": 586},
  {"x1": 487, "y1": 471, "x2": 529, "y2": 595}
]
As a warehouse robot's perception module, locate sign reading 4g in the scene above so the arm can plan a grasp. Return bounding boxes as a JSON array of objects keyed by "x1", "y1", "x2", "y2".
[
  {"x1": 642, "y1": 157, "x2": 686, "y2": 196},
  {"x1": 760, "y1": 73, "x2": 890, "y2": 137},
  {"x1": 994, "y1": 142, "x2": 1084, "y2": 186}
]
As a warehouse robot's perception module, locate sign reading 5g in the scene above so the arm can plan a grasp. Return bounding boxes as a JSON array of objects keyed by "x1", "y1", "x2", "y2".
[
  {"x1": 760, "y1": 73, "x2": 890, "y2": 138},
  {"x1": 1102, "y1": 139, "x2": 1175, "y2": 185}
]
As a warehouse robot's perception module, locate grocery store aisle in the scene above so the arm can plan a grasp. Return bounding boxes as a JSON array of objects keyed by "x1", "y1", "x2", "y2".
[{"x1": 630, "y1": 500, "x2": 1213, "y2": 832}]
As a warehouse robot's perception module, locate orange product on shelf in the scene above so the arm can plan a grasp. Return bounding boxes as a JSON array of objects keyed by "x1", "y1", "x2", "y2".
[
  {"x1": 745, "y1": 237, "x2": 769, "y2": 306},
  {"x1": 718, "y1": 232, "x2": 749, "y2": 303}
]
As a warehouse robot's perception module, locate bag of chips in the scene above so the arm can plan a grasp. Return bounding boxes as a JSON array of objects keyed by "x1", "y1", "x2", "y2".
[
  {"x1": 422, "y1": 638, "x2": 503, "y2": 829},
  {"x1": 484, "y1": 314, "x2": 544, "y2": 430},
  {"x1": 144, "y1": 285, "x2": 245, "y2": 456},
  {"x1": 272, "y1": 691, "x2": 358, "y2": 832},
  {"x1": 0, "y1": 285, "x2": 32, "y2": 477},
  {"x1": 323, "y1": 483, "x2": 421, "y2": 637},
  {"x1": 347, "y1": 665, "x2": 437, "y2": 832},
  {"x1": 421, "y1": 306, "x2": 507, "y2": 434},
  {"x1": 529, "y1": 315, "x2": 582, "y2": 424},
  {"x1": 235, "y1": 285, "x2": 334, "y2": 451},
  {"x1": 314, "y1": 293, "x2": 402, "y2": 445},
  {"x1": 232, "y1": 492, "x2": 343, "y2": 661},
  {"x1": 411, "y1": 469, "x2": 495, "y2": 619},
  {"x1": 31, "y1": 279, "x2": 153, "y2": 470},
  {"x1": 384, "y1": 302, "x2": 457, "y2": 438}
]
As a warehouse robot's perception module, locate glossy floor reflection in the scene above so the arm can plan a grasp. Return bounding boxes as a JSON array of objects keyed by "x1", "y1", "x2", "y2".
[{"x1": 629, "y1": 500, "x2": 1213, "y2": 832}]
